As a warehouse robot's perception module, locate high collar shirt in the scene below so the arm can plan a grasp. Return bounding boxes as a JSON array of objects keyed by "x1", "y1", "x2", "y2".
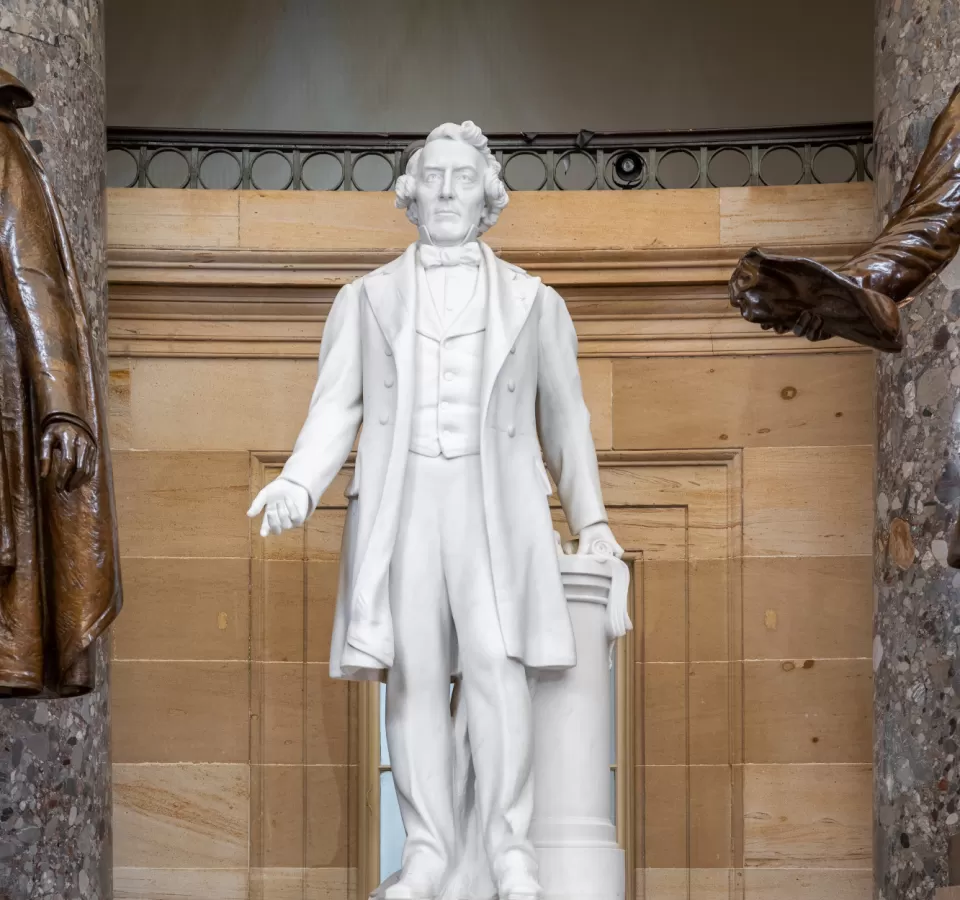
[{"x1": 418, "y1": 242, "x2": 482, "y2": 332}]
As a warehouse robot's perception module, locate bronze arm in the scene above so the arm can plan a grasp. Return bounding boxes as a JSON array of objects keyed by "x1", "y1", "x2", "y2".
[{"x1": 729, "y1": 81, "x2": 960, "y2": 353}]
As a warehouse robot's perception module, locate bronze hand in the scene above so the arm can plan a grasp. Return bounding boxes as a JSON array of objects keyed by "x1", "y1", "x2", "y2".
[{"x1": 39, "y1": 421, "x2": 97, "y2": 493}]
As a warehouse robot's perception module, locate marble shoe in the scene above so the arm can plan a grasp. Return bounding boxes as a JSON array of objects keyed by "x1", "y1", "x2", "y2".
[
  {"x1": 383, "y1": 873, "x2": 439, "y2": 900},
  {"x1": 497, "y1": 868, "x2": 542, "y2": 900}
]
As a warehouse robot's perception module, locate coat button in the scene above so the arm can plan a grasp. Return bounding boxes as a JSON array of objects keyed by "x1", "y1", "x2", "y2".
[
  {"x1": 509, "y1": 345, "x2": 516, "y2": 354},
  {"x1": 507, "y1": 380, "x2": 516, "y2": 392},
  {"x1": 444, "y1": 371, "x2": 454, "y2": 382},
  {"x1": 385, "y1": 346, "x2": 393, "y2": 357},
  {"x1": 384, "y1": 376, "x2": 394, "y2": 388},
  {"x1": 379, "y1": 413, "x2": 389, "y2": 425},
  {"x1": 507, "y1": 425, "x2": 516, "y2": 438}
]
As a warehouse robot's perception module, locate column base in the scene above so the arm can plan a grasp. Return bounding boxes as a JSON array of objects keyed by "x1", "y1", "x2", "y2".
[{"x1": 535, "y1": 843, "x2": 624, "y2": 900}]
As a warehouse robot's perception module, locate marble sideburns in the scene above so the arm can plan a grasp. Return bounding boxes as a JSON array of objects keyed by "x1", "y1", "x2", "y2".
[{"x1": 249, "y1": 121, "x2": 630, "y2": 900}]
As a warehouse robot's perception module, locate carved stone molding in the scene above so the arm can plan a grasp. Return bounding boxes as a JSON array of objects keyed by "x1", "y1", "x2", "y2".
[{"x1": 108, "y1": 244, "x2": 870, "y2": 359}]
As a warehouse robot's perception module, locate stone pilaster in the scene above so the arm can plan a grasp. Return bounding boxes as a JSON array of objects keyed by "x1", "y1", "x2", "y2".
[
  {"x1": 874, "y1": 4, "x2": 960, "y2": 899},
  {"x1": 0, "y1": 2, "x2": 110, "y2": 898}
]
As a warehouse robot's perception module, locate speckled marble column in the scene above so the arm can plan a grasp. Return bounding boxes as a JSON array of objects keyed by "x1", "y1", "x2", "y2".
[
  {"x1": 874, "y1": 4, "x2": 960, "y2": 899},
  {"x1": 0, "y1": 3, "x2": 111, "y2": 899}
]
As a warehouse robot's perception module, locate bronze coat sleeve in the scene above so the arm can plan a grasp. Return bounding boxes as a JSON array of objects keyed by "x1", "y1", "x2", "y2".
[
  {"x1": 0, "y1": 124, "x2": 94, "y2": 438},
  {"x1": 842, "y1": 82, "x2": 960, "y2": 301}
]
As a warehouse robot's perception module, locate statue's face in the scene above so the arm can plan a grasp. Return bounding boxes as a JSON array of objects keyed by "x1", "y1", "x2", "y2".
[{"x1": 414, "y1": 139, "x2": 486, "y2": 246}]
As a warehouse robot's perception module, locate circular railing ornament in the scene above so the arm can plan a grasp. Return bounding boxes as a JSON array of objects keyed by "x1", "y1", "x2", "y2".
[
  {"x1": 250, "y1": 151, "x2": 294, "y2": 191},
  {"x1": 198, "y1": 150, "x2": 242, "y2": 190},
  {"x1": 145, "y1": 149, "x2": 191, "y2": 189}
]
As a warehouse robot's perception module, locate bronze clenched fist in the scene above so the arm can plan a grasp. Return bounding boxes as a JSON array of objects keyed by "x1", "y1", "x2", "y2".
[
  {"x1": 728, "y1": 248, "x2": 902, "y2": 352},
  {"x1": 40, "y1": 421, "x2": 97, "y2": 493}
]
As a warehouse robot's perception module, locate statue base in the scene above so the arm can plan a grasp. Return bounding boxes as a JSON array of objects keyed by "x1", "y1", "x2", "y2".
[{"x1": 535, "y1": 844, "x2": 625, "y2": 900}]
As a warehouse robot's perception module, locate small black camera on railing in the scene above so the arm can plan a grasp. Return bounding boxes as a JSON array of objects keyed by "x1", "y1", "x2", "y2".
[{"x1": 610, "y1": 150, "x2": 646, "y2": 189}]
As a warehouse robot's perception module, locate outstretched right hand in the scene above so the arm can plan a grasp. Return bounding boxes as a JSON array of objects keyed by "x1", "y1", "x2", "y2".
[{"x1": 247, "y1": 477, "x2": 311, "y2": 537}]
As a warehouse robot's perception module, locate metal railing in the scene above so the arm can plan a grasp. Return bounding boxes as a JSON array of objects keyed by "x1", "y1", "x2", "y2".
[{"x1": 106, "y1": 123, "x2": 874, "y2": 192}]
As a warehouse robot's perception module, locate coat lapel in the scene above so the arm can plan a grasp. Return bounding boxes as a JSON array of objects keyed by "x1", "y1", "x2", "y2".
[
  {"x1": 347, "y1": 244, "x2": 419, "y2": 667},
  {"x1": 365, "y1": 242, "x2": 418, "y2": 351},
  {"x1": 480, "y1": 243, "x2": 539, "y2": 423}
]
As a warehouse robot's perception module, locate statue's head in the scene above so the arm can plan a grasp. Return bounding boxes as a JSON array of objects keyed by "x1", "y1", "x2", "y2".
[{"x1": 395, "y1": 121, "x2": 509, "y2": 246}]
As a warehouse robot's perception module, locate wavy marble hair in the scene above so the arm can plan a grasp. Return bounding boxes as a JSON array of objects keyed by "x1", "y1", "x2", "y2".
[{"x1": 395, "y1": 120, "x2": 509, "y2": 234}]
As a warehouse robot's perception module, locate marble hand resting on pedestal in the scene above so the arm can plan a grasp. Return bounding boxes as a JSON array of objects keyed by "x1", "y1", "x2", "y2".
[{"x1": 558, "y1": 527, "x2": 631, "y2": 641}]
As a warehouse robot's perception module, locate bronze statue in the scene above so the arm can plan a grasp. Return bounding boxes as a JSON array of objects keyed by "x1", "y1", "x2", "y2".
[
  {"x1": 0, "y1": 69, "x2": 121, "y2": 697},
  {"x1": 730, "y1": 81, "x2": 960, "y2": 568},
  {"x1": 730, "y1": 80, "x2": 960, "y2": 353}
]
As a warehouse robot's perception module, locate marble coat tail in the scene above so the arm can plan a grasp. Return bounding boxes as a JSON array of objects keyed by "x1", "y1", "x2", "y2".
[{"x1": 0, "y1": 70, "x2": 122, "y2": 697}]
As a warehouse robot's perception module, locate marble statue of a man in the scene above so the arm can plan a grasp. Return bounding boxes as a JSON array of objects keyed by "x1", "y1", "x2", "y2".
[{"x1": 249, "y1": 121, "x2": 621, "y2": 900}]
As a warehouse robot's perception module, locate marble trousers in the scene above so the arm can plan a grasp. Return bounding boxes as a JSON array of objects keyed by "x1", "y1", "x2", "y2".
[{"x1": 385, "y1": 451, "x2": 535, "y2": 885}]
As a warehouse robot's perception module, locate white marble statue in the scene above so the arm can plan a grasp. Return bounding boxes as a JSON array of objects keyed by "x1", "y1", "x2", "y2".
[{"x1": 248, "y1": 121, "x2": 625, "y2": 900}]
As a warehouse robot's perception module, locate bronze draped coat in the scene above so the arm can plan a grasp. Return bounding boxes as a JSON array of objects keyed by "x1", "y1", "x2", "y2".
[{"x1": 0, "y1": 81, "x2": 121, "y2": 697}]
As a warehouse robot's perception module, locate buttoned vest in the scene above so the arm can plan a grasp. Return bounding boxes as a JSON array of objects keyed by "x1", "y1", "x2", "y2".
[{"x1": 410, "y1": 263, "x2": 487, "y2": 457}]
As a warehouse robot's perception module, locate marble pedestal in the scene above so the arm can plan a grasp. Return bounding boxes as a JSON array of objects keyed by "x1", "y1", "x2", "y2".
[
  {"x1": 0, "y1": 3, "x2": 111, "y2": 899},
  {"x1": 531, "y1": 554, "x2": 628, "y2": 900}
]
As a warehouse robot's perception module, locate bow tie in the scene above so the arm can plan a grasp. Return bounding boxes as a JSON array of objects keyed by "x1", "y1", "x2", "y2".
[{"x1": 420, "y1": 243, "x2": 482, "y2": 269}]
